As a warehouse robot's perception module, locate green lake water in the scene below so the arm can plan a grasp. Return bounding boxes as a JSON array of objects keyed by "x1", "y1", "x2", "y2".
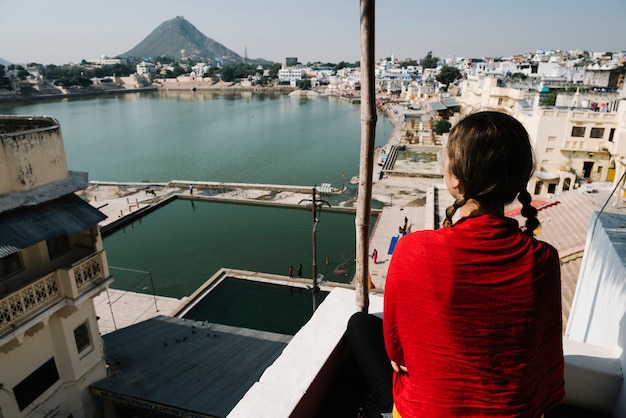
[{"x1": 0, "y1": 91, "x2": 390, "y2": 299}]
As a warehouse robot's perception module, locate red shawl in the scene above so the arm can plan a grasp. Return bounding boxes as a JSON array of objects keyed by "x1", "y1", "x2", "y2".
[{"x1": 384, "y1": 214, "x2": 564, "y2": 417}]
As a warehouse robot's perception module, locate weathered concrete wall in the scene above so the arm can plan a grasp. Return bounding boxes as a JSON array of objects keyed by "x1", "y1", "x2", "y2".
[{"x1": 0, "y1": 116, "x2": 68, "y2": 194}]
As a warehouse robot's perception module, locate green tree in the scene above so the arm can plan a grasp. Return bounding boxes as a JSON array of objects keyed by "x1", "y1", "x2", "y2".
[
  {"x1": 435, "y1": 66, "x2": 462, "y2": 91},
  {"x1": 400, "y1": 60, "x2": 418, "y2": 68},
  {"x1": 335, "y1": 61, "x2": 350, "y2": 71},
  {"x1": 173, "y1": 65, "x2": 187, "y2": 77},
  {"x1": 267, "y1": 63, "x2": 281, "y2": 79},
  {"x1": 92, "y1": 64, "x2": 134, "y2": 78},
  {"x1": 539, "y1": 91, "x2": 557, "y2": 106},
  {"x1": 220, "y1": 66, "x2": 235, "y2": 82},
  {"x1": 0, "y1": 65, "x2": 12, "y2": 90},
  {"x1": 510, "y1": 72, "x2": 527, "y2": 80},
  {"x1": 43, "y1": 65, "x2": 92, "y2": 87},
  {"x1": 13, "y1": 65, "x2": 29, "y2": 80},
  {"x1": 434, "y1": 119, "x2": 452, "y2": 135},
  {"x1": 297, "y1": 78, "x2": 311, "y2": 90},
  {"x1": 421, "y1": 51, "x2": 438, "y2": 69}
]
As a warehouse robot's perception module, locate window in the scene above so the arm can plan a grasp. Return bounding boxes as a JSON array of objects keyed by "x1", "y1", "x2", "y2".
[
  {"x1": 609, "y1": 128, "x2": 615, "y2": 142},
  {"x1": 0, "y1": 252, "x2": 22, "y2": 279},
  {"x1": 590, "y1": 127, "x2": 605, "y2": 138},
  {"x1": 547, "y1": 136, "x2": 557, "y2": 142},
  {"x1": 74, "y1": 322, "x2": 91, "y2": 353},
  {"x1": 13, "y1": 358, "x2": 60, "y2": 411},
  {"x1": 571, "y1": 126, "x2": 585, "y2": 137},
  {"x1": 46, "y1": 235, "x2": 69, "y2": 260},
  {"x1": 545, "y1": 148, "x2": 554, "y2": 153}
]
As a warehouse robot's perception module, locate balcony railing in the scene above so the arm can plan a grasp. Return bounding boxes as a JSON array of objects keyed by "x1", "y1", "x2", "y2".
[
  {"x1": 74, "y1": 253, "x2": 104, "y2": 290},
  {"x1": 0, "y1": 272, "x2": 60, "y2": 331},
  {"x1": 0, "y1": 251, "x2": 108, "y2": 336}
]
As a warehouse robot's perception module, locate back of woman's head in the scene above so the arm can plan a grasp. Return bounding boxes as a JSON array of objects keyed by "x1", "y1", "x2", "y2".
[{"x1": 444, "y1": 111, "x2": 539, "y2": 234}]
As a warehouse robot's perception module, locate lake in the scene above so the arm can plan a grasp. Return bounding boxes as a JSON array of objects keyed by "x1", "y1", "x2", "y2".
[{"x1": 0, "y1": 91, "x2": 391, "y2": 298}]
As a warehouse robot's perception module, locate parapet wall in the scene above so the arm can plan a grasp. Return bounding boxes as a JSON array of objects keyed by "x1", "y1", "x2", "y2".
[{"x1": 0, "y1": 115, "x2": 68, "y2": 194}]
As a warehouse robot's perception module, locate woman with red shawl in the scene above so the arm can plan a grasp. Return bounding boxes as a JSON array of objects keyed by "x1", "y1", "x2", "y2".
[{"x1": 349, "y1": 111, "x2": 564, "y2": 417}]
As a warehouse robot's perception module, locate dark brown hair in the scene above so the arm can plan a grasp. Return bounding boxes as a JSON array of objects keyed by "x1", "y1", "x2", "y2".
[{"x1": 442, "y1": 111, "x2": 539, "y2": 235}]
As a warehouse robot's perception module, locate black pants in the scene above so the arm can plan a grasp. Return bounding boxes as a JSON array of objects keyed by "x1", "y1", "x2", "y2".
[{"x1": 346, "y1": 311, "x2": 393, "y2": 413}]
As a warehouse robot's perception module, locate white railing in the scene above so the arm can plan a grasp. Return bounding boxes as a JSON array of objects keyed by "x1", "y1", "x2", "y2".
[
  {"x1": 74, "y1": 254, "x2": 104, "y2": 289},
  {"x1": 0, "y1": 272, "x2": 60, "y2": 331}
]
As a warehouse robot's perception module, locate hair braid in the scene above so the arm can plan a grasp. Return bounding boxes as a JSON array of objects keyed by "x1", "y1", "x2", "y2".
[
  {"x1": 518, "y1": 189, "x2": 539, "y2": 236},
  {"x1": 443, "y1": 197, "x2": 467, "y2": 228}
]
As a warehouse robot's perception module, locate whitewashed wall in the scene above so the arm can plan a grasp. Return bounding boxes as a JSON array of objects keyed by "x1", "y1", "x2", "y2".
[{"x1": 566, "y1": 211, "x2": 626, "y2": 416}]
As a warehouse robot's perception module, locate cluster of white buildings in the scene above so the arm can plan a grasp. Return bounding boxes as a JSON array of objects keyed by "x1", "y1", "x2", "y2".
[{"x1": 362, "y1": 50, "x2": 626, "y2": 201}]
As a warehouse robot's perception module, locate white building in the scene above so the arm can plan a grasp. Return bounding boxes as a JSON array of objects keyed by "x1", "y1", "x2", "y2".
[
  {"x1": 191, "y1": 63, "x2": 210, "y2": 78},
  {"x1": 460, "y1": 75, "x2": 626, "y2": 197},
  {"x1": 278, "y1": 68, "x2": 305, "y2": 86},
  {"x1": 136, "y1": 61, "x2": 156, "y2": 79}
]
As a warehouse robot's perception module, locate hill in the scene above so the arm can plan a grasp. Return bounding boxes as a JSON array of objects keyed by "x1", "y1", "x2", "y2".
[{"x1": 119, "y1": 16, "x2": 267, "y2": 65}]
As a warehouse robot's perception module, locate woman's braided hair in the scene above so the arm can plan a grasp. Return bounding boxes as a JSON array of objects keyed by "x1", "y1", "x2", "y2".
[{"x1": 442, "y1": 111, "x2": 538, "y2": 235}]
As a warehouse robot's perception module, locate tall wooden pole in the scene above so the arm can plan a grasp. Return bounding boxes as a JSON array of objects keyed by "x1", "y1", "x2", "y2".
[
  {"x1": 311, "y1": 186, "x2": 319, "y2": 312},
  {"x1": 355, "y1": 0, "x2": 376, "y2": 312}
]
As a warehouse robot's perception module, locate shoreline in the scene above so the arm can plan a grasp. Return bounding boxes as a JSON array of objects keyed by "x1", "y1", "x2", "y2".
[
  {"x1": 0, "y1": 82, "x2": 301, "y2": 104},
  {"x1": 0, "y1": 86, "x2": 158, "y2": 103}
]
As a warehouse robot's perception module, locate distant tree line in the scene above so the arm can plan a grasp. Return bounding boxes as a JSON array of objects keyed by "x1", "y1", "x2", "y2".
[
  {"x1": 45, "y1": 63, "x2": 135, "y2": 87},
  {"x1": 212, "y1": 62, "x2": 281, "y2": 83},
  {"x1": 0, "y1": 62, "x2": 136, "y2": 89},
  {"x1": 1, "y1": 50, "x2": 476, "y2": 91}
]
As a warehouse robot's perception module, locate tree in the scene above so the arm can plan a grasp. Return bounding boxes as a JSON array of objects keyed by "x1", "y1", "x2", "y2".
[
  {"x1": 13, "y1": 65, "x2": 29, "y2": 80},
  {"x1": 400, "y1": 60, "x2": 418, "y2": 68},
  {"x1": 539, "y1": 91, "x2": 557, "y2": 106},
  {"x1": 267, "y1": 63, "x2": 281, "y2": 79},
  {"x1": 436, "y1": 65, "x2": 462, "y2": 91},
  {"x1": 0, "y1": 65, "x2": 12, "y2": 90},
  {"x1": 220, "y1": 66, "x2": 235, "y2": 82},
  {"x1": 434, "y1": 119, "x2": 452, "y2": 135},
  {"x1": 334, "y1": 62, "x2": 346, "y2": 71},
  {"x1": 421, "y1": 51, "x2": 438, "y2": 69},
  {"x1": 171, "y1": 65, "x2": 187, "y2": 77},
  {"x1": 297, "y1": 78, "x2": 311, "y2": 90}
]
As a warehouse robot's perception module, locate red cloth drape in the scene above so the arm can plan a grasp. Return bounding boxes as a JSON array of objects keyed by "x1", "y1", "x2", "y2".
[{"x1": 384, "y1": 214, "x2": 564, "y2": 417}]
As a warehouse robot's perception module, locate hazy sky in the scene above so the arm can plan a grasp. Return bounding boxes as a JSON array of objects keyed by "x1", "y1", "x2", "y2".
[{"x1": 1, "y1": 0, "x2": 625, "y2": 65}]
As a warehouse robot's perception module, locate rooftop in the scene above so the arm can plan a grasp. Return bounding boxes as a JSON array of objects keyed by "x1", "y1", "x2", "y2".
[{"x1": 92, "y1": 315, "x2": 291, "y2": 417}]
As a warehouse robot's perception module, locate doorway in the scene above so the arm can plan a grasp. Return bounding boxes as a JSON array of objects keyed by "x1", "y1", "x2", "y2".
[{"x1": 583, "y1": 161, "x2": 594, "y2": 178}]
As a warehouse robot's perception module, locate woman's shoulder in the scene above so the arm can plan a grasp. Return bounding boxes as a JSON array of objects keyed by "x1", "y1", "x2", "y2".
[
  {"x1": 393, "y1": 228, "x2": 448, "y2": 254},
  {"x1": 532, "y1": 237, "x2": 560, "y2": 260}
]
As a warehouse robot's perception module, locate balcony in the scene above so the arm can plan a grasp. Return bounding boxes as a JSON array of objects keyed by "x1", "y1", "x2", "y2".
[
  {"x1": 560, "y1": 140, "x2": 612, "y2": 154},
  {"x1": 0, "y1": 250, "x2": 113, "y2": 346}
]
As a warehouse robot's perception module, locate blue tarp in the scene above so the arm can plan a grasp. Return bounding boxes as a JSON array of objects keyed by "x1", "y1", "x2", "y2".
[{"x1": 388, "y1": 236, "x2": 399, "y2": 255}]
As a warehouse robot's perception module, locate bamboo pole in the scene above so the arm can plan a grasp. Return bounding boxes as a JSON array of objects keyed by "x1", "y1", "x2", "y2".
[
  {"x1": 311, "y1": 187, "x2": 319, "y2": 312},
  {"x1": 355, "y1": 0, "x2": 376, "y2": 312}
]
